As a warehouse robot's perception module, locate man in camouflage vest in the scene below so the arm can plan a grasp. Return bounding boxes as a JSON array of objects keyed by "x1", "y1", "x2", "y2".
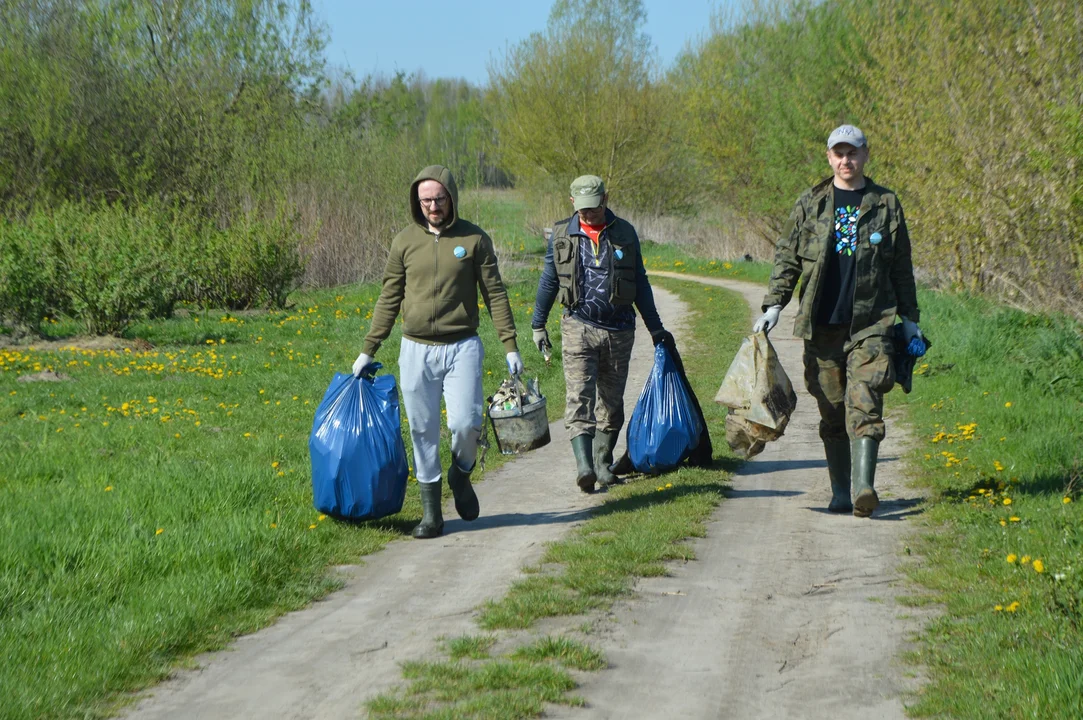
[
  {"x1": 754, "y1": 125, "x2": 923, "y2": 518},
  {"x1": 532, "y1": 175, "x2": 671, "y2": 493}
]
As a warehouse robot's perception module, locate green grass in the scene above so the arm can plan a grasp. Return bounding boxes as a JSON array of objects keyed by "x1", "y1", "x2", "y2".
[
  {"x1": 890, "y1": 290, "x2": 1083, "y2": 719},
  {"x1": 367, "y1": 275, "x2": 748, "y2": 718},
  {"x1": 641, "y1": 240, "x2": 773, "y2": 285},
  {"x1": 0, "y1": 276, "x2": 563, "y2": 720}
]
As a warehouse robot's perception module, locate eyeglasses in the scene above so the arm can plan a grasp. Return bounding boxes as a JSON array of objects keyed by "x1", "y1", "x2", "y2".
[{"x1": 419, "y1": 195, "x2": 449, "y2": 208}]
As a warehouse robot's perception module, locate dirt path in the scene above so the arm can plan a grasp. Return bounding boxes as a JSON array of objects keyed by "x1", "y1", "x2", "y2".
[
  {"x1": 549, "y1": 272, "x2": 926, "y2": 719},
  {"x1": 123, "y1": 275, "x2": 926, "y2": 719},
  {"x1": 122, "y1": 290, "x2": 683, "y2": 720}
]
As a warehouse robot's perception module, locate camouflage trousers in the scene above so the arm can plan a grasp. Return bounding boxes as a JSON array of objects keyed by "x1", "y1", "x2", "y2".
[
  {"x1": 803, "y1": 324, "x2": 896, "y2": 442},
  {"x1": 560, "y1": 315, "x2": 635, "y2": 439}
]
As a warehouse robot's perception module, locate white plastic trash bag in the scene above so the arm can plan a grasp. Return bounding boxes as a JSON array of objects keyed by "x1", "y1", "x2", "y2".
[{"x1": 714, "y1": 332, "x2": 797, "y2": 459}]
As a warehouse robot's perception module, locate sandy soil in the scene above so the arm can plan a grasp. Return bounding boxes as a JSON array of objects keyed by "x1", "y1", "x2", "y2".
[{"x1": 122, "y1": 275, "x2": 926, "y2": 719}]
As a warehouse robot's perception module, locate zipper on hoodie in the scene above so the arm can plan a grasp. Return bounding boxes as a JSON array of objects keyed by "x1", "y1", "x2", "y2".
[{"x1": 432, "y1": 232, "x2": 440, "y2": 336}]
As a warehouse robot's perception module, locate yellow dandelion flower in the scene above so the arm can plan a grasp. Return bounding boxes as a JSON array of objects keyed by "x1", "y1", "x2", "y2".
[
  {"x1": 1006, "y1": 553, "x2": 1018, "y2": 563},
  {"x1": 272, "y1": 461, "x2": 280, "y2": 468},
  {"x1": 656, "y1": 486, "x2": 664, "y2": 491},
  {"x1": 1065, "y1": 497, "x2": 1073, "y2": 504},
  {"x1": 999, "y1": 519, "x2": 1007, "y2": 527},
  {"x1": 244, "y1": 432, "x2": 252, "y2": 438},
  {"x1": 1033, "y1": 559, "x2": 1045, "y2": 573},
  {"x1": 1004, "y1": 402, "x2": 1012, "y2": 408},
  {"x1": 155, "y1": 528, "x2": 164, "y2": 535},
  {"x1": 1006, "y1": 601, "x2": 1020, "y2": 612},
  {"x1": 308, "y1": 523, "x2": 317, "y2": 529},
  {"x1": 665, "y1": 483, "x2": 673, "y2": 488},
  {"x1": 994, "y1": 604, "x2": 1003, "y2": 612},
  {"x1": 270, "y1": 523, "x2": 277, "y2": 528},
  {"x1": 104, "y1": 486, "x2": 114, "y2": 492},
  {"x1": 1020, "y1": 555, "x2": 1031, "y2": 564},
  {"x1": 277, "y1": 471, "x2": 285, "y2": 477},
  {"x1": 318, "y1": 514, "x2": 327, "y2": 521},
  {"x1": 1003, "y1": 498, "x2": 1012, "y2": 505}
]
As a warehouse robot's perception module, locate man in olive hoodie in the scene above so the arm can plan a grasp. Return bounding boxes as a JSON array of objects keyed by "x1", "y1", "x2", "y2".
[
  {"x1": 353, "y1": 165, "x2": 523, "y2": 539},
  {"x1": 754, "y1": 125, "x2": 922, "y2": 518}
]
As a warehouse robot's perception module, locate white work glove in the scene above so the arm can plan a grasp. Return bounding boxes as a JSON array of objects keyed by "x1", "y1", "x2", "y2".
[
  {"x1": 900, "y1": 317, "x2": 923, "y2": 342},
  {"x1": 352, "y1": 352, "x2": 374, "y2": 378},
  {"x1": 752, "y1": 305, "x2": 783, "y2": 334},
  {"x1": 532, "y1": 327, "x2": 551, "y2": 354},
  {"x1": 506, "y1": 351, "x2": 524, "y2": 376}
]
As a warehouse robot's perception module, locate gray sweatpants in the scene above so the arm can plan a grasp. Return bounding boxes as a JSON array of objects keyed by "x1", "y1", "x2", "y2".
[{"x1": 398, "y1": 336, "x2": 485, "y2": 484}]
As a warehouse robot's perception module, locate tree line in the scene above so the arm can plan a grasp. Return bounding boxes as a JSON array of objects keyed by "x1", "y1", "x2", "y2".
[{"x1": 2, "y1": 0, "x2": 1080, "y2": 335}]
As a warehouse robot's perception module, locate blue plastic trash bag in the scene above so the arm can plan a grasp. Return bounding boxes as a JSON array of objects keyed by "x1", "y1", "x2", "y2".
[
  {"x1": 309, "y1": 366, "x2": 408, "y2": 521},
  {"x1": 626, "y1": 344, "x2": 705, "y2": 474}
]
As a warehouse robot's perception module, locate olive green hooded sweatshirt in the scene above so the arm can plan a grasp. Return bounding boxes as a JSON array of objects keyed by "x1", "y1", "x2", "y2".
[{"x1": 362, "y1": 165, "x2": 519, "y2": 356}]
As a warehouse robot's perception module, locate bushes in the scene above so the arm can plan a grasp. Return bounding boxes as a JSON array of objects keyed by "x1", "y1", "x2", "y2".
[{"x1": 0, "y1": 203, "x2": 306, "y2": 335}]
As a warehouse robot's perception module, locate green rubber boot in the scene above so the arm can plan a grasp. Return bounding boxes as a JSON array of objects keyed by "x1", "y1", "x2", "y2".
[
  {"x1": 412, "y1": 480, "x2": 444, "y2": 539},
  {"x1": 824, "y1": 438, "x2": 853, "y2": 513},
  {"x1": 852, "y1": 436, "x2": 880, "y2": 518},
  {"x1": 571, "y1": 434, "x2": 597, "y2": 493},
  {"x1": 447, "y1": 460, "x2": 480, "y2": 521},
  {"x1": 595, "y1": 430, "x2": 621, "y2": 488}
]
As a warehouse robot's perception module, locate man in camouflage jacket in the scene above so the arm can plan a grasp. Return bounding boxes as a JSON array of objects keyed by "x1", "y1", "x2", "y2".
[{"x1": 755, "y1": 125, "x2": 923, "y2": 518}]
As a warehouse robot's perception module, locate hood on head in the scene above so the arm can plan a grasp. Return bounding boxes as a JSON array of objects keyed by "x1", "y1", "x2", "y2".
[{"x1": 410, "y1": 165, "x2": 459, "y2": 230}]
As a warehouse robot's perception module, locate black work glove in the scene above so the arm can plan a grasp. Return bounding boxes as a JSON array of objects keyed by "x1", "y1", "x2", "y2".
[{"x1": 650, "y1": 329, "x2": 675, "y2": 350}]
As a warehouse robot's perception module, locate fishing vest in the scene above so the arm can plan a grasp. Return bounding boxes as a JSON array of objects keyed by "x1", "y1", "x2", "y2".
[{"x1": 551, "y1": 217, "x2": 639, "y2": 310}]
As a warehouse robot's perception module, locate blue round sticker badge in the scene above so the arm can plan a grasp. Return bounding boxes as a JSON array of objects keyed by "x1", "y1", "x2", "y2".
[
  {"x1": 453, "y1": 246, "x2": 467, "y2": 259},
  {"x1": 869, "y1": 232, "x2": 883, "y2": 245},
  {"x1": 614, "y1": 249, "x2": 624, "y2": 260}
]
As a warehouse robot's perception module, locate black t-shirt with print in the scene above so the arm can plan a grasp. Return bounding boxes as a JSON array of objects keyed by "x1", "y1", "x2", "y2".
[{"x1": 816, "y1": 185, "x2": 867, "y2": 326}]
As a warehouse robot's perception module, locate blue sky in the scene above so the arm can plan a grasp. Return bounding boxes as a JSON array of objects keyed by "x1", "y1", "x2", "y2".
[{"x1": 315, "y1": 0, "x2": 733, "y2": 85}]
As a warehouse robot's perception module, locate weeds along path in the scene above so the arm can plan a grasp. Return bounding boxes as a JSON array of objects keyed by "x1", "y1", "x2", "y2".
[
  {"x1": 122, "y1": 289, "x2": 687, "y2": 720},
  {"x1": 549, "y1": 271, "x2": 928, "y2": 720}
]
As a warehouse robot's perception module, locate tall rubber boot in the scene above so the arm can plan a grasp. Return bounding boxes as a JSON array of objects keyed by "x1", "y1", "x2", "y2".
[
  {"x1": 824, "y1": 438, "x2": 852, "y2": 513},
  {"x1": 447, "y1": 460, "x2": 480, "y2": 521},
  {"x1": 571, "y1": 434, "x2": 597, "y2": 493},
  {"x1": 851, "y1": 436, "x2": 880, "y2": 518},
  {"x1": 595, "y1": 430, "x2": 621, "y2": 488},
  {"x1": 412, "y1": 480, "x2": 444, "y2": 539}
]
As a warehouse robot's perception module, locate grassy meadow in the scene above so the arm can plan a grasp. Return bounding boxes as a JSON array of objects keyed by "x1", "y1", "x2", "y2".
[{"x1": 891, "y1": 291, "x2": 1083, "y2": 718}]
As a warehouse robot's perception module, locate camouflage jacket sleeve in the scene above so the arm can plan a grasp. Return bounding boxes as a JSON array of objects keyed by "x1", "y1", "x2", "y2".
[
  {"x1": 890, "y1": 203, "x2": 920, "y2": 323},
  {"x1": 761, "y1": 196, "x2": 807, "y2": 311}
]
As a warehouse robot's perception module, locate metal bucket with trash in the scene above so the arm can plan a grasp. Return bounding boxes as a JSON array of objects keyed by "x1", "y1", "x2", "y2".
[{"x1": 487, "y1": 375, "x2": 551, "y2": 455}]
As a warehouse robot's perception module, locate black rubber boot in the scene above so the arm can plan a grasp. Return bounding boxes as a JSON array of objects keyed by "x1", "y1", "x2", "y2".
[
  {"x1": 595, "y1": 430, "x2": 621, "y2": 488},
  {"x1": 824, "y1": 438, "x2": 853, "y2": 513},
  {"x1": 571, "y1": 434, "x2": 597, "y2": 493},
  {"x1": 851, "y1": 436, "x2": 880, "y2": 518},
  {"x1": 447, "y1": 460, "x2": 480, "y2": 521},
  {"x1": 412, "y1": 480, "x2": 444, "y2": 539}
]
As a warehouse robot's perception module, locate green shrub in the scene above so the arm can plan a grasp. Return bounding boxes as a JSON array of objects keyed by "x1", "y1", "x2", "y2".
[
  {"x1": 0, "y1": 217, "x2": 62, "y2": 333},
  {"x1": 183, "y1": 205, "x2": 307, "y2": 311},
  {"x1": 49, "y1": 203, "x2": 184, "y2": 334}
]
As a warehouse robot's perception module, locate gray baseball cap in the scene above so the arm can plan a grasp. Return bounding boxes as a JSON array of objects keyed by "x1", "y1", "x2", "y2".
[
  {"x1": 827, "y1": 124, "x2": 867, "y2": 149},
  {"x1": 570, "y1": 175, "x2": 606, "y2": 210}
]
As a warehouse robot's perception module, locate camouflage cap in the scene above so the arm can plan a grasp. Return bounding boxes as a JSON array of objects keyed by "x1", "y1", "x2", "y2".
[
  {"x1": 570, "y1": 175, "x2": 606, "y2": 210},
  {"x1": 827, "y1": 124, "x2": 867, "y2": 149}
]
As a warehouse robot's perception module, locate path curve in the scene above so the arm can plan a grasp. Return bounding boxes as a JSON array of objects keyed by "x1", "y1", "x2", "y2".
[
  {"x1": 123, "y1": 274, "x2": 926, "y2": 720},
  {"x1": 549, "y1": 271, "x2": 926, "y2": 719}
]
